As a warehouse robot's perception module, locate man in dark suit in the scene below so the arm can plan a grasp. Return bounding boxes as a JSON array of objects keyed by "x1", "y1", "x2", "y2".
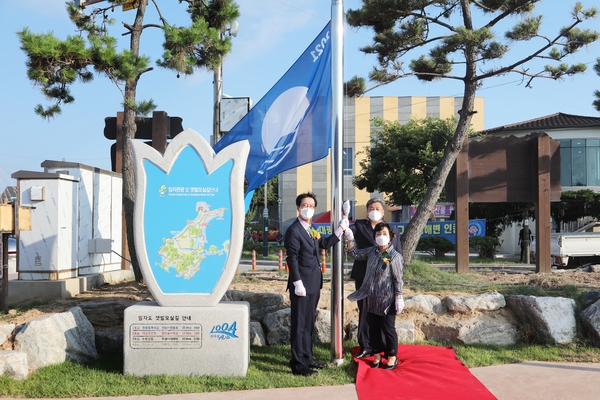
[
  {"x1": 348, "y1": 198, "x2": 402, "y2": 358},
  {"x1": 284, "y1": 192, "x2": 347, "y2": 376}
]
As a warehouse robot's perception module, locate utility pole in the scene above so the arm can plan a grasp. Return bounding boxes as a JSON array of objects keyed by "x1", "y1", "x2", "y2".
[{"x1": 263, "y1": 182, "x2": 269, "y2": 257}]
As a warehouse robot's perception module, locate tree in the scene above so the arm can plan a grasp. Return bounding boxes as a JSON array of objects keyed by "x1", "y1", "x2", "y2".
[
  {"x1": 18, "y1": 0, "x2": 240, "y2": 282},
  {"x1": 354, "y1": 116, "x2": 461, "y2": 207},
  {"x1": 594, "y1": 57, "x2": 600, "y2": 111},
  {"x1": 551, "y1": 189, "x2": 600, "y2": 232},
  {"x1": 346, "y1": 0, "x2": 599, "y2": 265}
]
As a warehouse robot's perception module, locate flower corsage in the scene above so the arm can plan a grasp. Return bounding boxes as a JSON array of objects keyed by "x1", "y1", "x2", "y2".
[
  {"x1": 309, "y1": 227, "x2": 321, "y2": 240},
  {"x1": 381, "y1": 252, "x2": 392, "y2": 265}
]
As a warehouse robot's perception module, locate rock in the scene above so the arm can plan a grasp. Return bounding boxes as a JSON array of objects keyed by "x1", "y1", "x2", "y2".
[
  {"x1": 346, "y1": 319, "x2": 358, "y2": 342},
  {"x1": 250, "y1": 322, "x2": 266, "y2": 346},
  {"x1": 582, "y1": 291, "x2": 600, "y2": 308},
  {"x1": 589, "y1": 265, "x2": 600, "y2": 273},
  {"x1": 313, "y1": 309, "x2": 330, "y2": 343},
  {"x1": 405, "y1": 294, "x2": 444, "y2": 314},
  {"x1": 79, "y1": 301, "x2": 128, "y2": 327},
  {"x1": 506, "y1": 295, "x2": 576, "y2": 344},
  {"x1": 581, "y1": 299, "x2": 600, "y2": 347},
  {"x1": 263, "y1": 308, "x2": 291, "y2": 346},
  {"x1": 0, "y1": 350, "x2": 28, "y2": 380},
  {"x1": 14, "y1": 307, "x2": 98, "y2": 371},
  {"x1": 395, "y1": 319, "x2": 415, "y2": 343},
  {"x1": 224, "y1": 290, "x2": 285, "y2": 321},
  {"x1": 0, "y1": 324, "x2": 15, "y2": 346},
  {"x1": 457, "y1": 314, "x2": 518, "y2": 346},
  {"x1": 445, "y1": 292, "x2": 506, "y2": 313},
  {"x1": 95, "y1": 328, "x2": 123, "y2": 354}
]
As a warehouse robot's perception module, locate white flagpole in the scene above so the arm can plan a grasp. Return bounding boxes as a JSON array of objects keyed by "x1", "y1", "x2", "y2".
[{"x1": 330, "y1": 0, "x2": 344, "y2": 365}]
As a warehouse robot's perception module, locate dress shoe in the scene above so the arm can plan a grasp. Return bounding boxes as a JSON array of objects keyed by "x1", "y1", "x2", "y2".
[
  {"x1": 309, "y1": 361, "x2": 327, "y2": 369},
  {"x1": 383, "y1": 358, "x2": 399, "y2": 370},
  {"x1": 292, "y1": 366, "x2": 317, "y2": 376},
  {"x1": 355, "y1": 349, "x2": 372, "y2": 359},
  {"x1": 371, "y1": 359, "x2": 381, "y2": 368}
]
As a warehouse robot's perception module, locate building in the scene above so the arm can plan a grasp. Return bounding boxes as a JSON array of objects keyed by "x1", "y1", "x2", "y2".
[
  {"x1": 279, "y1": 95, "x2": 485, "y2": 231},
  {"x1": 479, "y1": 112, "x2": 600, "y2": 254}
]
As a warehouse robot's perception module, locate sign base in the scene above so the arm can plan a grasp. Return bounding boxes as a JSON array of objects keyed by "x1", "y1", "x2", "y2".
[{"x1": 123, "y1": 301, "x2": 249, "y2": 377}]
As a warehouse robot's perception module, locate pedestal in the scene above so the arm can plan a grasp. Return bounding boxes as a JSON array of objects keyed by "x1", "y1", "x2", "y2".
[{"x1": 123, "y1": 301, "x2": 249, "y2": 377}]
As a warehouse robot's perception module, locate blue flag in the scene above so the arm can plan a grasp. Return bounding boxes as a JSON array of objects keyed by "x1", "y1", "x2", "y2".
[{"x1": 213, "y1": 22, "x2": 332, "y2": 195}]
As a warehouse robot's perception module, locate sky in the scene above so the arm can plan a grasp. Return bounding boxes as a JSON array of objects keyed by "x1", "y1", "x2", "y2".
[{"x1": 1, "y1": 0, "x2": 600, "y2": 191}]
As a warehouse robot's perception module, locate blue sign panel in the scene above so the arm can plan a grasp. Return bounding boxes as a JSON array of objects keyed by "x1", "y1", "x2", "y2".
[{"x1": 313, "y1": 219, "x2": 485, "y2": 244}]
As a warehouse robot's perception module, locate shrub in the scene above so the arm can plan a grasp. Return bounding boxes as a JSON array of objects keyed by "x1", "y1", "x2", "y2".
[
  {"x1": 416, "y1": 236, "x2": 455, "y2": 258},
  {"x1": 469, "y1": 236, "x2": 501, "y2": 258}
]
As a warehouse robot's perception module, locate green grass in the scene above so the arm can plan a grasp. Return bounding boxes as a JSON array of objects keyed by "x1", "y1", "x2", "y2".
[
  {"x1": 0, "y1": 343, "x2": 357, "y2": 398},
  {"x1": 1, "y1": 342, "x2": 599, "y2": 398}
]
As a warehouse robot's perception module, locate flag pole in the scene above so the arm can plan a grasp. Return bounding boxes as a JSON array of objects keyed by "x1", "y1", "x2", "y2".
[{"x1": 330, "y1": 0, "x2": 344, "y2": 365}]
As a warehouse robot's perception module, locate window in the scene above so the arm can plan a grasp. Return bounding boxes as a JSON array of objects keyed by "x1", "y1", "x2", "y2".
[
  {"x1": 560, "y1": 139, "x2": 600, "y2": 187},
  {"x1": 343, "y1": 147, "x2": 354, "y2": 176}
]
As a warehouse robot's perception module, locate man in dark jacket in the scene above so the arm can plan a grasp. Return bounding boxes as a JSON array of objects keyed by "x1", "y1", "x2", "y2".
[
  {"x1": 284, "y1": 192, "x2": 347, "y2": 376},
  {"x1": 349, "y1": 198, "x2": 402, "y2": 358}
]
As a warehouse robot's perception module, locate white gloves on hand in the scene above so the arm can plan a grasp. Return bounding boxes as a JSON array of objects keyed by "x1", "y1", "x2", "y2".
[
  {"x1": 344, "y1": 228, "x2": 354, "y2": 241},
  {"x1": 293, "y1": 280, "x2": 307, "y2": 297},
  {"x1": 339, "y1": 218, "x2": 349, "y2": 231},
  {"x1": 342, "y1": 200, "x2": 350, "y2": 217},
  {"x1": 395, "y1": 296, "x2": 405, "y2": 313}
]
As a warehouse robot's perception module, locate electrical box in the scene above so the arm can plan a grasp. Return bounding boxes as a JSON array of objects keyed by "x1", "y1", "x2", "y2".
[
  {"x1": 88, "y1": 238, "x2": 113, "y2": 254},
  {"x1": 30, "y1": 186, "x2": 45, "y2": 201}
]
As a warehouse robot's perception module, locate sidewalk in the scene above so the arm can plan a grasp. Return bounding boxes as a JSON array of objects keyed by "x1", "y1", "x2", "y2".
[{"x1": 7, "y1": 361, "x2": 600, "y2": 400}]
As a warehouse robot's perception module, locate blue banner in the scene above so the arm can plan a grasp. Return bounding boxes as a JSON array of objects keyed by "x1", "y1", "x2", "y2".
[
  {"x1": 313, "y1": 219, "x2": 486, "y2": 244},
  {"x1": 213, "y1": 22, "x2": 332, "y2": 195}
]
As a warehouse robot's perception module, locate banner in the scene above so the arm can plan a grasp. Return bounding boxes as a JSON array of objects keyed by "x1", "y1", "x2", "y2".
[
  {"x1": 213, "y1": 22, "x2": 332, "y2": 195},
  {"x1": 313, "y1": 219, "x2": 486, "y2": 244}
]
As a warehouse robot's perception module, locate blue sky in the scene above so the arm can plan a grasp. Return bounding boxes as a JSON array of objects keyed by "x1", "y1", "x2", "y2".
[{"x1": 1, "y1": 0, "x2": 600, "y2": 190}]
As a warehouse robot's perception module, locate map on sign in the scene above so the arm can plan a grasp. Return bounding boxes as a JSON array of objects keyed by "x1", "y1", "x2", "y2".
[{"x1": 156, "y1": 202, "x2": 228, "y2": 279}]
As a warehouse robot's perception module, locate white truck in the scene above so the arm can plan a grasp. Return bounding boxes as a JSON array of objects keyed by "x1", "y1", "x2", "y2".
[{"x1": 550, "y1": 232, "x2": 600, "y2": 268}]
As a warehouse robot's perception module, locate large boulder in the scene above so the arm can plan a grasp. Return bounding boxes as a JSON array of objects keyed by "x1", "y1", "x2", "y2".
[
  {"x1": 250, "y1": 322, "x2": 267, "y2": 346},
  {"x1": 14, "y1": 307, "x2": 98, "y2": 371},
  {"x1": 79, "y1": 301, "x2": 128, "y2": 327},
  {"x1": 0, "y1": 350, "x2": 28, "y2": 380},
  {"x1": 444, "y1": 292, "x2": 506, "y2": 313},
  {"x1": 395, "y1": 319, "x2": 415, "y2": 343},
  {"x1": 422, "y1": 313, "x2": 518, "y2": 346},
  {"x1": 506, "y1": 295, "x2": 576, "y2": 344},
  {"x1": 405, "y1": 294, "x2": 445, "y2": 314},
  {"x1": 581, "y1": 299, "x2": 600, "y2": 347},
  {"x1": 313, "y1": 309, "x2": 330, "y2": 343},
  {"x1": 263, "y1": 308, "x2": 291, "y2": 346},
  {"x1": 224, "y1": 290, "x2": 285, "y2": 321}
]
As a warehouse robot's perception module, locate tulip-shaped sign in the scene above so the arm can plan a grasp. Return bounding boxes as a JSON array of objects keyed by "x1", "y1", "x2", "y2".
[{"x1": 130, "y1": 129, "x2": 249, "y2": 307}]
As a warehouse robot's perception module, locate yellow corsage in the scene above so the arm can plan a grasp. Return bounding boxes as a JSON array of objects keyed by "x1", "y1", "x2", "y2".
[
  {"x1": 309, "y1": 227, "x2": 321, "y2": 240},
  {"x1": 381, "y1": 253, "x2": 391, "y2": 264}
]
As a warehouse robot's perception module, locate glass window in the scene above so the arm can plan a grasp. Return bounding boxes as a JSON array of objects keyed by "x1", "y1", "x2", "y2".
[
  {"x1": 587, "y1": 145, "x2": 600, "y2": 186},
  {"x1": 571, "y1": 147, "x2": 587, "y2": 186},
  {"x1": 572, "y1": 139, "x2": 585, "y2": 147},
  {"x1": 343, "y1": 147, "x2": 354, "y2": 176},
  {"x1": 559, "y1": 139, "x2": 571, "y2": 148},
  {"x1": 561, "y1": 147, "x2": 572, "y2": 186}
]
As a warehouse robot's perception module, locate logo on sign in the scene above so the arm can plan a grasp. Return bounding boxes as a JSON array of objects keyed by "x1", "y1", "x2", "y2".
[{"x1": 210, "y1": 321, "x2": 238, "y2": 340}]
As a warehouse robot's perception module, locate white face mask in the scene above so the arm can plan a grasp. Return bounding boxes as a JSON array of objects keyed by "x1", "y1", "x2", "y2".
[
  {"x1": 375, "y1": 235, "x2": 390, "y2": 247},
  {"x1": 300, "y1": 207, "x2": 314, "y2": 220},
  {"x1": 368, "y1": 210, "x2": 383, "y2": 222}
]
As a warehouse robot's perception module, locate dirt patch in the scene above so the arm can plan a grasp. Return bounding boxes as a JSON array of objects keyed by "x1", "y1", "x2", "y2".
[{"x1": 2, "y1": 268, "x2": 600, "y2": 327}]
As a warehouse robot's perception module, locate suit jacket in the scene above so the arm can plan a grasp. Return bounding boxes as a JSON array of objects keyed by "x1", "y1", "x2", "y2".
[
  {"x1": 349, "y1": 219, "x2": 402, "y2": 284},
  {"x1": 285, "y1": 219, "x2": 340, "y2": 294}
]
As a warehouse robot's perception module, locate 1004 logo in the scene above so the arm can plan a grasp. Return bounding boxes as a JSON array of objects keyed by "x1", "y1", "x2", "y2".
[{"x1": 210, "y1": 321, "x2": 238, "y2": 340}]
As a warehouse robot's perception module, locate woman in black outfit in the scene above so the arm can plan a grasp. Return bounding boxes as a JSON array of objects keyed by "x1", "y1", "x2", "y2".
[{"x1": 345, "y1": 222, "x2": 404, "y2": 370}]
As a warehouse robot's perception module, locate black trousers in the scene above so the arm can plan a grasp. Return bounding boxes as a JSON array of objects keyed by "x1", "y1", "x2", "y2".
[
  {"x1": 365, "y1": 309, "x2": 398, "y2": 357},
  {"x1": 289, "y1": 290, "x2": 320, "y2": 372}
]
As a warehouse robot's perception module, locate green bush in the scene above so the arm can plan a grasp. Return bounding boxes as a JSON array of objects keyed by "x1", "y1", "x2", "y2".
[
  {"x1": 469, "y1": 236, "x2": 501, "y2": 258},
  {"x1": 416, "y1": 236, "x2": 455, "y2": 258}
]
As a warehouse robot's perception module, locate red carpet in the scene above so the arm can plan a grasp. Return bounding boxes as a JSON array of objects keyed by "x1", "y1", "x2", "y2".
[{"x1": 354, "y1": 345, "x2": 496, "y2": 400}]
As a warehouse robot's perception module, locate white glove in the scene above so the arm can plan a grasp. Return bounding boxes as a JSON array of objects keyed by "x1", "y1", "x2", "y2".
[
  {"x1": 293, "y1": 280, "x2": 307, "y2": 297},
  {"x1": 339, "y1": 218, "x2": 349, "y2": 231},
  {"x1": 342, "y1": 200, "x2": 350, "y2": 216},
  {"x1": 344, "y1": 228, "x2": 354, "y2": 241},
  {"x1": 395, "y1": 297, "x2": 404, "y2": 313}
]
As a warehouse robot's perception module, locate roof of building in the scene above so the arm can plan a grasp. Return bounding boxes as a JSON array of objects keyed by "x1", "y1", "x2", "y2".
[{"x1": 479, "y1": 112, "x2": 600, "y2": 135}]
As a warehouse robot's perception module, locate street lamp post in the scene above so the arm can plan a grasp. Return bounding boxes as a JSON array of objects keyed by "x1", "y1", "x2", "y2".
[{"x1": 212, "y1": 22, "x2": 238, "y2": 146}]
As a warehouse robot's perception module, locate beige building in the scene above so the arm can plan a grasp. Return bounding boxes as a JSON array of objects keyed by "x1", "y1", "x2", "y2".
[{"x1": 279, "y1": 95, "x2": 485, "y2": 232}]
